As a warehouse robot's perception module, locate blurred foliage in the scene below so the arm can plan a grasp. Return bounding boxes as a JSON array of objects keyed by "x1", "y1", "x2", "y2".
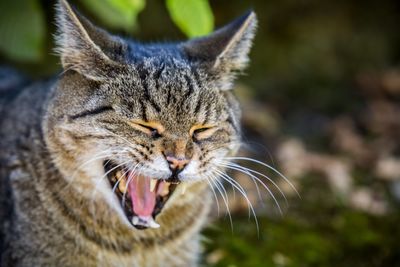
[
  {"x1": 0, "y1": 0, "x2": 214, "y2": 62},
  {"x1": 166, "y1": 0, "x2": 214, "y2": 37},
  {"x1": 80, "y1": 0, "x2": 146, "y2": 33},
  {"x1": 0, "y1": 0, "x2": 45, "y2": 62},
  {"x1": 203, "y1": 176, "x2": 400, "y2": 267}
]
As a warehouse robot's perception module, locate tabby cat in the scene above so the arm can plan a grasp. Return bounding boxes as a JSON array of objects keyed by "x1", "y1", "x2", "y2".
[{"x1": 0, "y1": 0, "x2": 257, "y2": 266}]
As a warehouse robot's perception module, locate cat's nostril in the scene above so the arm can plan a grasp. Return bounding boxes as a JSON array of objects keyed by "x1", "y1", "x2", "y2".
[{"x1": 166, "y1": 155, "x2": 189, "y2": 172}]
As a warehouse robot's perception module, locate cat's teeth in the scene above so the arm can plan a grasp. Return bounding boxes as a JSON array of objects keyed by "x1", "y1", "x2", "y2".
[
  {"x1": 160, "y1": 182, "x2": 171, "y2": 196},
  {"x1": 147, "y1": 218, "x2": 161, "y2": 228},
  {"x1": 131, "y1": 216, "x2": 139, "y2": 225},
  {"x1": 115, "y1": 170, "x2": 123, "y2": 181},
  {"x1": 150, "y1": 179, "x2": 157, "y2": 192},
  {"x1": 180, "y1": 184, "x2": 187, "y2": 195},
  {"x1": 118, "y1": 178, "x2": 127, "y2": 193},
  {"x1": 131, "y1": 216, "x2": 160, "y2": 229}
]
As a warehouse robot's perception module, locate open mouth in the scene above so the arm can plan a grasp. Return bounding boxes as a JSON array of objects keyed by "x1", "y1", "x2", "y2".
[{"x1": 104, "y1": 161, "x2": 181, "y2": 230}]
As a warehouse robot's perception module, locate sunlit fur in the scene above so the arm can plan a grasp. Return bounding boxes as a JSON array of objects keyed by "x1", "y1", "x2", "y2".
[{"x1": 0, "y1": 0, "x2": 259, "y2": 266}]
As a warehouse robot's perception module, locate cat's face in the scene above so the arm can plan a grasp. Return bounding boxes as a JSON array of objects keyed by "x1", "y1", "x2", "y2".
[{"x1": 45, "y1": 0, "x2": 256, "y2": 229}]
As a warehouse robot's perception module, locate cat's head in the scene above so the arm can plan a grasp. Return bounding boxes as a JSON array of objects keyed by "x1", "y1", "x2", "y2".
[{"x1": 44, "y1": 0, "x2": 256, "y2": 229}]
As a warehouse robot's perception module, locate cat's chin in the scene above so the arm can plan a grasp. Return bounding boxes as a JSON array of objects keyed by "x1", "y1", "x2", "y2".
[{"x1": 103, "y1": 161, "x2": 180, "y2": 230}]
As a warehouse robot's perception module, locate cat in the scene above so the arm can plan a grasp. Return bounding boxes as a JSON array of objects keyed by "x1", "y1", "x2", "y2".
[{"x1": 0, "y1": 0, "x2": 257, "y2": 266}]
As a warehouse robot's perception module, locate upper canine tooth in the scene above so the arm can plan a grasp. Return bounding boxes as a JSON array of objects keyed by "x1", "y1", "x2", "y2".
[
  {"x1": 160, "y1": 182, "x2": 170, "y2": 196},
  {"x1": 115, "y1": 170, "x2": 123, "y2": 179},
  {"x1": 118, "y1": 178, "x2": 127, "y2": 193},
  {"x1": 181, "y1": 184, "x2": 187, "y2": 195},
  {"x1": 150, "y1": 179, "x2": 157, "y2": 192}
]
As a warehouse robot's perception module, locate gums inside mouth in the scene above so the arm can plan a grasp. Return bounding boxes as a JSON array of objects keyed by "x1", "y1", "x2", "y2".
[{"x1": 104, "y1": 161, "x2": 180, "y2": 230}]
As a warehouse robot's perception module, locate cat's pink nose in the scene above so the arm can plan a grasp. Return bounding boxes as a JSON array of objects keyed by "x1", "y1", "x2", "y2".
[{"x1": 166, "y1": 155, "x2": 189, "y2": 172}]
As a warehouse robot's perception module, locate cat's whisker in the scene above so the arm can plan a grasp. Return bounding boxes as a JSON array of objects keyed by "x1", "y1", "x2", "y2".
[
  {"x1": 213, "y1": 168, "x2": 252, "y2": 220},
  {"x1": 112, "y1": 166, "x2": 132, "y2": 195},
  {"x1": 220, "y1": 162, "x2": 284, "y2": 215},
  {"x1": 204, "y1": 175, "x2": 221, "y2": 217},
  {"x1": 90, "y1": 159, "x2": 133, "y2": 200},
  {"x1": 213, "y1": 174, "x2": 230, "y2": 205},
  {"x1": 225, "y1": 156, "x2": 301, "y2": 198},
  {"x1": 217, "y1": 160, "x2": 288, "y2": 208},
  {"x1": 122, "y1": 164, "x2": 142, "y2": 210},
  {"x1": 213, "y1": 168, "x2": 260, "y2": 235},
  {"x1": 218, "y1": 161, "x2": 263, "y2": 204},
  {"x1": 58, "y1": 149, "x2": 118, "y2": 196},
  {"x1": 207, "y1": 173, "x2": 233, "y2": 232},
  {"x1": 69, "y1": 148, "x2": 121, "y2": 179}
]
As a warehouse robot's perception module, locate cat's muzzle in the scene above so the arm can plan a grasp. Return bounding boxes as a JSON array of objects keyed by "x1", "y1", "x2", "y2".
[{"x1": 104, "y1": 161, "x2": 182, "y2": 230}]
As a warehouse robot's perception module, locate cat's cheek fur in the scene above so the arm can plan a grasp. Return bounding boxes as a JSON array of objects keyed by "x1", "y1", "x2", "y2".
[
  {"x1": 178, "y1": 160, "x2": 202, "y2": 182},
  {"x1": 140, "y1": 155, "x2": 171, "y2": 179}
]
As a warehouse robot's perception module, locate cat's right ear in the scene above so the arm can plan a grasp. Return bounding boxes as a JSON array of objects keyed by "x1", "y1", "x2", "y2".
[
  {"x1": 182, "y1": 11, "x2": 257, "y2": 90},
  {"x1": 55, "y1": 0, "x2": 126, "y2": 81}
]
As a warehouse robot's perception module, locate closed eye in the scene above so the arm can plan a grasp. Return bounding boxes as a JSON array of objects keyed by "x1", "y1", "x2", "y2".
[
  {"x1": 190, "y1": 125, "x2": 217, "y2": 141},
  {"x1": 128, "y1": 120, "x2": 164, "y2": 138}
]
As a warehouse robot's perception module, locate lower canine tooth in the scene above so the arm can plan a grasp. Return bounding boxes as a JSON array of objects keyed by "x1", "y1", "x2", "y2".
[
  {"x1": 150, "y1": 179, "x2": 157, "y2": 192},
  {"x1": 132, "y1": 216, "x2": 160, "y2": 229},
  {"x1": 147, "y1": 218, "x2": 160, "y2": 228}
]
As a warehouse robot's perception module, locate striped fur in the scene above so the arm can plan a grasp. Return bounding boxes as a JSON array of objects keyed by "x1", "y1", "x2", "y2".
[{"x1": 0, "y1": 0, "x2": 256, "y2": 266}]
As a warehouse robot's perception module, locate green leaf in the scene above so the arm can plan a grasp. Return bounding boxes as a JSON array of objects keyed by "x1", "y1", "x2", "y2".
[
  {"x1": 166, "y1": 0, "x2": 214, "y2": 38},
  {"x1": 81, "y1": 0, "x2": 146, "y2": 33},
  {"x1": 0, "y1": 0, "x2": 46, "y2": 62}
]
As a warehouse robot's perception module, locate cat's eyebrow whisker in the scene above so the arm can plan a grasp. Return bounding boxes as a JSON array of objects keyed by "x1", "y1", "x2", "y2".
[
  {"x1": 207, "y1": 173, "x2": 233, "y2": 232},
  {"x1": 225, "y1": 156, "x2": 301, "y2": 198},
  {"x1": 217, "y1": 160, "x2": 288, "y2": 208},
  {"x1": 213, "y1": 168, "x2": 260, "y2": 236}
]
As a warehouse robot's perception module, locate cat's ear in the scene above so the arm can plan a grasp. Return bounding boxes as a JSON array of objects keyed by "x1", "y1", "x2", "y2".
[
  {"x1": 182, "y1": 11, "x2": 257, "y2": 90},
  {"x1": 55, "y1": 0, "x2": 126, "y2": 81}
]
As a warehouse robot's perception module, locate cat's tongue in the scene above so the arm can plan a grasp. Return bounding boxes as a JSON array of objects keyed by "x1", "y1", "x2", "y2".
[{"x1": 128, "y1": 174, "x2": 156, "y2": 217}]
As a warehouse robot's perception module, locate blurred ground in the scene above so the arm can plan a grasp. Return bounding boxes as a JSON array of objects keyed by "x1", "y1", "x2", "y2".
[
  {"x1": 206, "y1": 1, "x2": 400, "y2": 266},
  {"x1": 1, "y1": 0, "x2": 400, "y2": 266}
]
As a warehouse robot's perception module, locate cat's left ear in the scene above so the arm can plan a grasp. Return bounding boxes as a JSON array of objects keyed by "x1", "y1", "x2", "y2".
[
  {"x1": 55, "y1": 0, "x2": 126, "y2": 81},
  {"x1": 182, "y1": 11, "x2": 257, "y2": 90}
]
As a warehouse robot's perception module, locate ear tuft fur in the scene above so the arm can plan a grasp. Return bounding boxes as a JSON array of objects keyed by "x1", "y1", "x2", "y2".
[
  {"x1": 182, "y1": 11, "x2": 257, "y2": 90},
  {"x1": 55, "y1": 0, "x2": 125, "y2": 80}
]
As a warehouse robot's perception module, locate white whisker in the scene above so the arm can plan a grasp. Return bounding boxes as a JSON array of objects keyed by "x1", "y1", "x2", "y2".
[
  {"x1": 208, "y1": 174, "x2": 233, "y2": 232},
  {"x1": 213, "y1": 168, "x2": 260, "y2": 235},
  {"x1": 204, "y1": 175, "x2": 221, "y2": 217},
  {"x1": 218, "y1": 160, "x2": 288, "y2": 207},
  {"x1": 226, "y1": 156, "x2": 300, "y2": 198}
]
